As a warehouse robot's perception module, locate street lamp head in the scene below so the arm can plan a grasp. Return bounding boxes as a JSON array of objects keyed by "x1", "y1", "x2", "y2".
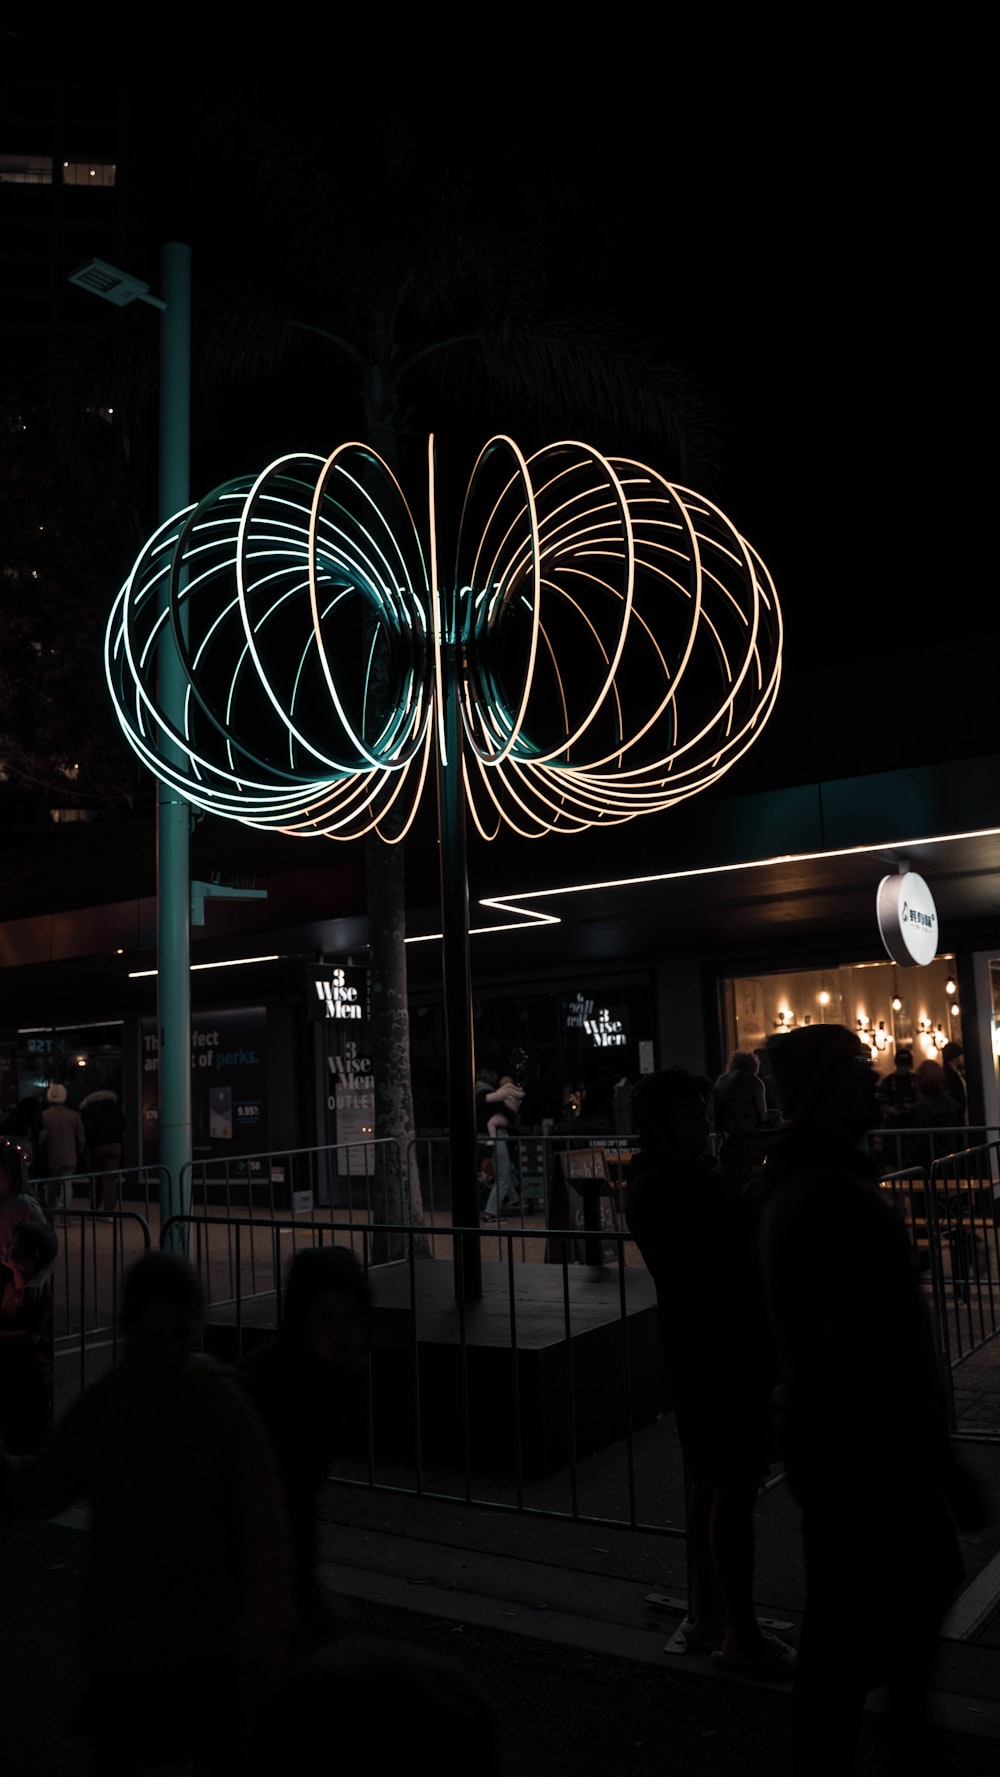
[{"x1": 68, "y1": 257, "x2": 166, "y2": 311}]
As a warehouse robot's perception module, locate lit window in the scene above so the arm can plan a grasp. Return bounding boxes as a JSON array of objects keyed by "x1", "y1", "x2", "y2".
[
  {"x1": 0, "y1": 153, "x2": 53, "y2": 185},
  {"x1": 62, "y1": 161, "x2": 116, "y2": 188}
]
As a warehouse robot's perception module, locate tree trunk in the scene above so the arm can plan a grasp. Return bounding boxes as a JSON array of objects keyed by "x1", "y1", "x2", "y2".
[
  {"x1": 366, "y1": 827, "x2": 428, "y2": 1261},
  {"x1": 363, "y1": 364, "x2": 428, "y2": 1260}
]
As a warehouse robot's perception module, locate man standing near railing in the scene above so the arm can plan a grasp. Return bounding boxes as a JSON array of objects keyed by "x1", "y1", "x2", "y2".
[
  {"x1": 753, "y1": 1024, "x2": 986, "y2": 1774},
  {"x1": 477, "y1": 1068, "x2": 525, "y2": 1221},
  {"x1": 941, "y1": 1041, "x2": 968, "y2": 1125},
  {"x1": 40, "y1": 1084, "x2": 84, "y2": 1211},
  {"x1": 80, "y1": 1088, "x2": 126, "y2": 1216},
  {"x1": 0, "y1": 1251, "x2": 299, "y2": 1772},
  {"x1": 626, "y1": 1067, "x2": 791, "y2": 1677}
]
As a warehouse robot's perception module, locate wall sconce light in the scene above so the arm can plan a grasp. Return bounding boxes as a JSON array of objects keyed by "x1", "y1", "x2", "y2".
[
  {"x1": 945, "y1": 976, "x2": 957, "y2": 997},
  {"x1": 857, "y1": 1016, "x2": 890, "y2": 1057}
]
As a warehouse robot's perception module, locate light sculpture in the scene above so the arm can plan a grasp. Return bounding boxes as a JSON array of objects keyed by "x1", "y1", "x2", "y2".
[
  {"x1": 106, "y1": 433, "x2": 781, "y2": 1299},
  {"x1": 105, "y1": 436, "x2": 783, "y2": 836}
]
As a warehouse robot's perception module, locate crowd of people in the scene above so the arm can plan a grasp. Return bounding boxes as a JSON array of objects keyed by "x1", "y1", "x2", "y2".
[
  {"x1": 0, "y1": 1208, "x2": 505, "y2": 1773},
  {"x1": 625, "y1": 1032, "x2": 986, "y2": 1774},
  {"x1": 1, "y1": 1083, "x2": 125, "y2": 1209},
  {"x1": 0, "y1": 1035, "x2": 987, "y2": 1773}
]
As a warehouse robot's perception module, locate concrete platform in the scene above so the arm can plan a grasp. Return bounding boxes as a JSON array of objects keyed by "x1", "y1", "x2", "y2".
[{"x1": 204, "y1": 1258, "x2": 662, "y2": 1480}]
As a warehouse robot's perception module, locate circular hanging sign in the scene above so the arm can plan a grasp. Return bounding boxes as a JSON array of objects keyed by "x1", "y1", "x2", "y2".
[{"x1": 876, "y1": 871, "x2": 939, "y2": 966}]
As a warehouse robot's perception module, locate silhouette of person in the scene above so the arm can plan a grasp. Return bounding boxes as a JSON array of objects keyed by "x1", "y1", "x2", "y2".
[
  {"x1": 877, "y1": 1045, "x2": 917, "y2": 1121},
  {"x1": 477, "y1": 1068, "x2": 524, "y2": 1219},
  {"x1": 713, "y1": 1051, "x2": 774, "y2": 1191},
  {"x1": 0, "y1": 1097, "x2": 45, "y2": 1174},
  {"x1": 40, "y1": 1083, "x2": 85, "y2": 1210},
  {"x1": 626, "y1": 1067, "x2": 791, "y2": 1676},
  {"x1": 753, "y1": 1025, "x2": 986, "y2": 1773},
  {"x1": 80, "y1": 1087, "x2": 126, "y2": 1213},
  {"x1": 913, "y1": 1057, "x2": 961, "y2": 1165},
  {"x1": 0, "y1": 1251, "x2": 298, "y2": 1775},
  {"x1": 0, "y1": 1136, "x2": 49, "y2": 1259},
  {"x1": 260, "y1": 1636, "x2": 511, "y2": 1776},
  {"x1": 237, "y1": 1244, "x2": 370, "y2": 1643},
  {"x1": 0, "y1": 1219, "x2": 58, "y2": 1453},
  {"x1": 941, "y1": 1040, "x2": 967, "y2": 1124}
]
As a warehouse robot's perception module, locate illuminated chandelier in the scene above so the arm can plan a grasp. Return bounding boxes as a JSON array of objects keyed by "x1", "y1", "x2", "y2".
[{"x1": 105, "y1": 435, "x2": 783, "y2": 840}]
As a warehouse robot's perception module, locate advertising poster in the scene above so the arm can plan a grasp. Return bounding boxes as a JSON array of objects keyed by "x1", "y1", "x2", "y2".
[
  {"x1": 141, "y1": 1007, "x2": 267, "y2": 1169},
  {"x1": 308, "y1": 964, "x2": 374, "y2": 1177},
  {"x1": 326, "y1": 1039, "x2": 376, "y2": 1175}
]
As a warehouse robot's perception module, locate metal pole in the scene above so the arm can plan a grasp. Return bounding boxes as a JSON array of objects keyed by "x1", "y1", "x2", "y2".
[
  {"x1": 437, "y1": 607, "x2": 482, "y2": 1302},
  {"x1": 156, "y1": 243, "x2": 192, "y2": 1242}
]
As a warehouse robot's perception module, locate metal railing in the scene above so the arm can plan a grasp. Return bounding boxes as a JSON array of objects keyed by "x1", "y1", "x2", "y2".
[
  {"x1": 161, "y1": 1210, "x2": 667, "y2": 1533},
  {"x1": 30, "y1": 1163, "x2": 160, "y2": 1355},
  {"x1": 866, "y1": 1124, "x2": 1000, "y2": 1175},
  {"x1": 179, "y1": 1138, "x2": 405, "y2": 1294},
  {"x1": 30, "y1": 1161, "x2": 168, "y2": 1222},
  {"x1": 37, "y1": 1127, "x2": 1000, "y2": 1519},
  {"x1": 411, "y1": 1131, "x2": 635, "y2": 1262},
  {"x1": 878, "y1": 1140, "x2": 1000, "y2": 1434},
  {"x1": 182, "y1": 1136, "x2": 403, "y2": 1218},
  {"x1": 45, "y1": 1207, "x2": 152, "y2": 1409},
  {"x1": 927, "y1": 1141, "x2": 1000, "y2": 1365}
]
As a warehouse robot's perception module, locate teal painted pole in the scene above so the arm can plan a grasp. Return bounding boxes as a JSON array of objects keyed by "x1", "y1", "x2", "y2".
[{"x1": 156, "y1": 243, "x2": 192, "y2": 1243}]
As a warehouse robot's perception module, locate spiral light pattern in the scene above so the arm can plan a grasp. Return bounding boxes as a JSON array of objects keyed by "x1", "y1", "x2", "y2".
[{"x1": 105, "y1": 436, "x2": 782, "y2": 841}]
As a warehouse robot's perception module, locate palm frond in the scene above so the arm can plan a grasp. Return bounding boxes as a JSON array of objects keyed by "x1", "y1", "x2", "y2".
[
  {"x1": 403, "y1": 318, "x2": 716, "y2": 485},
  {"x1": 199, "y1": 296, "x2": 364, "y2": 393}
]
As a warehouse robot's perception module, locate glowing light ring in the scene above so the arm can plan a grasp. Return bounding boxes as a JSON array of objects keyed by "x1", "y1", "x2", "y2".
[{"x1": 105, "y1": 437, "x2": 782, "y2": 840}]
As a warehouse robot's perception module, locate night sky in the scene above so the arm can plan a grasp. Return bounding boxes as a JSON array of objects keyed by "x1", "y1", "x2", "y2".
[{"x1": 3, "y1": 31, "x2": 987, "y2": 689}]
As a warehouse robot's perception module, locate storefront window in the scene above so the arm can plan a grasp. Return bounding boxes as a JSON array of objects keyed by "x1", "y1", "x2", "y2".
[
  {"x1": 14, "y1": 1023, "x2": 123, "y2": 1108},
  {"x1": 721, "y1": 956, "x2": 962, "y2": 1081},
  {"x1": 410, "y1": 978, "x2": 655, "y2": 1135},
  {"x1": 140, "y1": 1009, "x2": 266, "y2": 1163},
  {"x1": 990, "y1": 960, "x2": 1000, "y2": 1080}
]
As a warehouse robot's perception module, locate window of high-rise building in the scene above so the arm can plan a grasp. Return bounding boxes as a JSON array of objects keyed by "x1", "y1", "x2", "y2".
[
  {"x1": 61, "y1": 161, "x2": 116, "y2": 187},
  {"x1": 0, "y1": 154, "x2": 53, "y2": 185}
]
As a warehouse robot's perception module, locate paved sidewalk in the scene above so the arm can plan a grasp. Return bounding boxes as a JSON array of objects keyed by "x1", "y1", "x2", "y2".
[
  {"x1": 314, "y1": 1412, "x2": 1000, "y2": 1768},
  {"x1": 4, "y1": 1414, "x2": 1000, "y2": 1774},
  {"x1": 24, "y1": 1216, "x2": 1000, "y2": 1772}
]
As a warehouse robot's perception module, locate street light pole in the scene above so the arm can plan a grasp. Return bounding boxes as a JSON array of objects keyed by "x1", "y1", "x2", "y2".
[
  {"x1": 155, "y1": 244, "x2": 192, "y2": 1240},
  {"x1": 69, "y1": 244, "x2": 192, "y2": 1236}
]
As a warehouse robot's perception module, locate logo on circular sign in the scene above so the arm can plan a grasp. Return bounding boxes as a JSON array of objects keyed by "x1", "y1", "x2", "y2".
[{"x1": 876, "y1": 872, "x2": 939, "y2": 966}]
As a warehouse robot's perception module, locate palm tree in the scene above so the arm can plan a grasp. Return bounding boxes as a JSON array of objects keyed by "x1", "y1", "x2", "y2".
[{"x1": 189, "y1": 107, "x2": 713, "y2": 1257}]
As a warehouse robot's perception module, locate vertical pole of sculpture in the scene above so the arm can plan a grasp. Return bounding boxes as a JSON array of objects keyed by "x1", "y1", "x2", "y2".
[
  {"x1": 156, "y1": 243, "x2": 192, "y2": 1244},
  {"x1": 436, "y1": 587, "x2": 483, "y2": 1302}
]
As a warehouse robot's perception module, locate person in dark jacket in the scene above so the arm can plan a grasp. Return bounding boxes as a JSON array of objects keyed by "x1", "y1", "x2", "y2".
[
  {"x1": 237, "y1": 1244, "x2": 370, "y2": 1643},
  {"x1": 40, "y1": 1084, "x2": 84, "y2": 1210},
  {"x1": 625, "y1": 1067, "x2": 790, "y2": 1676},
  {"x1": 753, "y1": 1025, "x2": 986, "y2": 1773},
  {"x1": 941, "y1": 1041, "x2": 967, "y2": 1125},
  {"x1": 80, "y1": 1089, "x2": 126, "y2": 1213},
  {"x1": 0, "y1": 1218, "x2": 58, "y2": 1452},
  {"x1": 0, "y1": 1098, "x2": 45, "y2": 1175},
  {"x1": 1, "y1": 1251, "x2": 297, "y2": 1774}
]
